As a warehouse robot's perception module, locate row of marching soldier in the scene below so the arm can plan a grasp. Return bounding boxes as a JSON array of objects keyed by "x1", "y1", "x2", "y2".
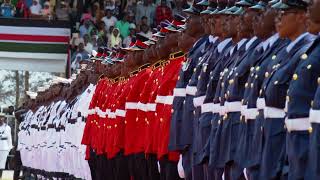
[
  {"x1": 168, "y1": 0, "x2": 320, "y2": 179},
  {"x1": 16, "y1": 0, "x2": 320, "y2": 179}
]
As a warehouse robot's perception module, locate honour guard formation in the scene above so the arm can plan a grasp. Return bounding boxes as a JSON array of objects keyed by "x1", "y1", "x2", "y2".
[{"x1": 15, "y1": 0, "x2": 320, "y2": 179}]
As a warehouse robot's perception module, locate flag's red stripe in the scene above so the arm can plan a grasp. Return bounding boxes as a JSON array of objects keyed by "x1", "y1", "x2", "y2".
[{"x1": 0, "y1": 34, "x2": 69, "y2": 43}]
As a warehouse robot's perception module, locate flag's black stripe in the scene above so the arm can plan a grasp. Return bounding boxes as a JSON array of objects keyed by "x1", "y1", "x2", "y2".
[{"x1": 0, "y1": 18, "x2": 71, "y2": 29}]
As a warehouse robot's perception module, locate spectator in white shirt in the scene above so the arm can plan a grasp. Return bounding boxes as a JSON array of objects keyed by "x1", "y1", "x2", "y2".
[
  {"x1": 139, "y1": 24, "x2": 152, "y2": 38},
  {"x1": 83, "y1": 34, "x2": 93, "y2": 53},
  {"x1": 101, "y1": 9, "x2": 117, "y2": 33},
  {"x1": 29, "y1": 0, "x2": 42, "y2": 16},
  {"x1": 123, "y1": 23, "x2": 136, "y2": 47}
]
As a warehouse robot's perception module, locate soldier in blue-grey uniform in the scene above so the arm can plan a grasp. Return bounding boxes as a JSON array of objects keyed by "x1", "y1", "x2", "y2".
[
  {"x1": 214, "y1": 2, "x2": 263, "y2": 179},
  {"x1": 282, "y1": 0, "x2": 320, "y2": 179},
  {"x1": 182, "y1": 5, "x2": 221, "y2": 179},
  {"x1": 259, "y1": 0, "x2": 317, "y2": 179},
  {"x1": 168, "y1": 5, "x2": 210, "y2": 180},
  {"x1": 307, "y1": 1, "x2": 320, "y2": 179},
  {"x1": 207, "y1": 4, "x2": 249, "y2": 180},
  {"x1": 242, "y1": 4, "x2": 290, "y2": 179},
  {"x1": 195, "y1": 2, "x2": 235, "y2": 180}
]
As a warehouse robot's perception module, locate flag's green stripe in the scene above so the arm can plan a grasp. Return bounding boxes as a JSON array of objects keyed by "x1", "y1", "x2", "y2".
[{"x1": 0, "y1": 42, "x2": 68, "y2": 53}]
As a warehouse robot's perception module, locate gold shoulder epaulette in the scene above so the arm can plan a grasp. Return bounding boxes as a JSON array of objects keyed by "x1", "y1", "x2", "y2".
[
  {"x1": 169, "y1": 51, "x2": 185, "y2": 60},
  {"x1": 152, "y1": 60, "x2": 164, "y2": 69}
]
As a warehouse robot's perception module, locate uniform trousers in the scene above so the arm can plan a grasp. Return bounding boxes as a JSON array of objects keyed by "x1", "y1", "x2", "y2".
[
  {"x1": 181, "y1": 146, "x2": 205, "y2": 180},
  {"x1": 260, "y1": 117, "x2": 287, "y2": 180},
  {"x1": 88, "y1": 148, "x2": 97, "y2": 180},
  {"x1": 308, "y1": 123, "x2": 320, "y2": 179},
  {"x1": 114, "y1": 151, "x2": 130, "y2": 180},
  {"x1": 159, "y1": 155, "x2": 182, "y2": 180},
  {"x1": 13, "y1": 151, "x2": 22, "y2": 180},
  {"x1": 286, "y1": 131, "x2": 309, "y2": 180},
  {"x1": 128, "y1": 153, "x2": 148, "y2": 180},
  {"x1": 0, "y1": 150, "x2": 9, "y2": 169},
  {"x1": 246, "y1": 110, "x2": 265, "y2": 180},
  {"x1": 146, "y1": 154, "x2": 160, "y2": 180}
]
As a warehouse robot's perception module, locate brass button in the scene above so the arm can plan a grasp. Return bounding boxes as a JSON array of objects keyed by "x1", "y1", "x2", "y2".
[
  {"x1": 115, "y1": 124, "x2": 117, "y2": 128},
  {"x1": 221, "y1": 82, "x2": 224, "y2": 87},
  {"x1": 255, "y1": 75, "x2": 258, "y2": 79},
  {"x1": 229, "y1": 79, "x2": 234, "y2": 84},
  {"x1": 256, "y1": 66, "x2": 260, "y2": 71},
  {"x1": 318, "y1": 77, "x2": 320, "y2": 85},
  {"x1": 301, "y1": 53, "x2": 308, "y2": 60},
  {"x1": 136, "y1": 117, "x2": 139, "y2": 122},
  {"x1": 307, "y1": 64, "x2": 312, "y2": 69},
  {"x1": 218, "y1": 120, "x2": 221, "y2": 124},
  {"x1": 223, "y1": 115, "x2": 227, "y2": 120},
  {"x1": 250, "y1": 67, "x2": 254, "y2": 72},
  {"x1": 292, "y1": 74, "x2": 298, "y2": 80},
  {"x1": 274, "y1": 81, "x2": 278, "y2": 85},
  {"x1": 203, "y1": 66, "x2": 207, "y2": 72},
  {"x1": 272, "y1": 55, "x2": 276, "y2": 60},
  {"x1": 245, "y1": 83, "x2": 248, "y2": 88},
  {"x1": 309, "y1": 127, "x2": 313, "y2": 133},
  {"x1": 265, "y1": 72, "x2": 269, "y2": 78},
  {"x1": 193, "y1": 68, "x2": 196, "y2": 72},
  {"x1": 160, "y1": 118, "x2": 163, "y2": 122},
  {"x1": 251, "y1": 83, "x2": 254, "y2": 88},
  {"x1": 171, "y1": 109, "x2": 174, "y2": 113}
]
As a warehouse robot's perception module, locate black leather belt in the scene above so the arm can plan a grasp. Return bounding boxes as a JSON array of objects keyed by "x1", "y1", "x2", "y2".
[
  {"x1": 68, "y1": 119, "x2": 77, "y2": 124},
  {"x1": 40, "y1": 126, "x2": 46, "y2": 130},
  {"x1": 31, "y1": 125, "x2": 38, "y2": 129},
  {"x1": 0, "y1": 137, "x2": 7, "y2": 140},
  {"x1": 47, "y1": 124, "x2": 55, "y2": 129}
]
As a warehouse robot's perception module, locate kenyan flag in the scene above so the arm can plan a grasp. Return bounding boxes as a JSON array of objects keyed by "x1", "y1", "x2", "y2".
[{"x1": 0, "y1": 18, "x2": 71, "y2": 73}]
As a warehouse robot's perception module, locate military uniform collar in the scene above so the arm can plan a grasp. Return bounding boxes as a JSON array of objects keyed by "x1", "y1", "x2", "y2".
[
  {"x1": 229, "y1": 45, "x2": 236, "y2": 55},
  {"x1": 229, "y1": 38, "x2": 247, "y2": 55},
  {"x1": 286, "y1": 32, "x2": 314, "y2": 52},
  {"x1": 209, "y1": 35, "x2": 219, "y2": 44},
  {"x1": 245, "y1": 36, "x2": 258, "y2": 51},
  {"x1": 268, "y1": 33, "x2": 280, "y2": 48},
  {"x1": 237, "y1": 38, "x2": 248, "y2": 50},
  {"x1": 217, "y1": 38, "x2": 232, "y2": 53}
]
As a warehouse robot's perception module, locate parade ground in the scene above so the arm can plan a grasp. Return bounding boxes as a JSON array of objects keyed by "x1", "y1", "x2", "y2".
[{"x1": 1, "y1": 171, "x2": 13, "y2": 180}]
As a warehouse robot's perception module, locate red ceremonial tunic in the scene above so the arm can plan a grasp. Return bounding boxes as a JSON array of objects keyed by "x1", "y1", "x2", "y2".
[{"x1": 155, "y1": 55, "x2": 185, "y2": 161}]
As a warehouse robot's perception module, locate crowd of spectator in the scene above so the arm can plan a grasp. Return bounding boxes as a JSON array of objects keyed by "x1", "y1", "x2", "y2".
[{"x1": 0, "y1": 0, "x2": 190, "y2": 71}]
